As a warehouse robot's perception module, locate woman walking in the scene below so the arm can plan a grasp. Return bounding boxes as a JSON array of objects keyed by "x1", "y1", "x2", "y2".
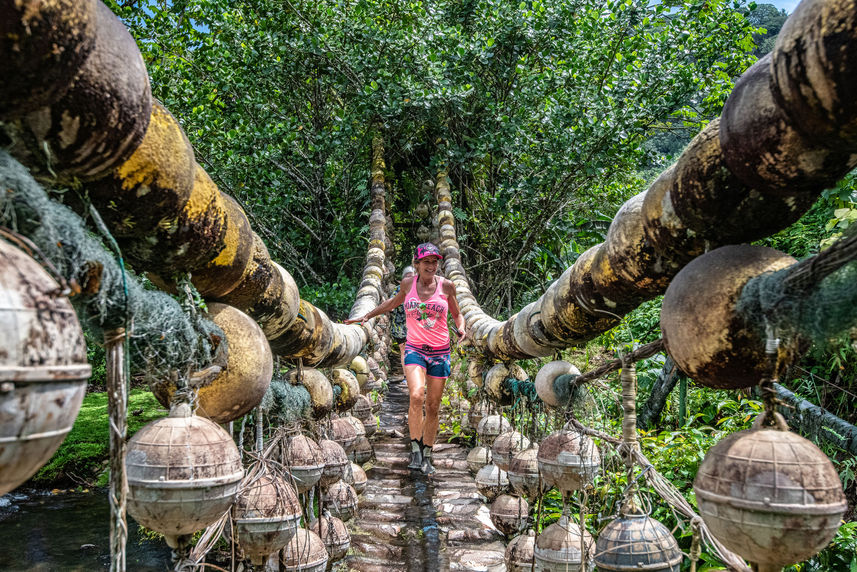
[{"x1": 346, "y1": 243, "x2": 466, "y2": 474}]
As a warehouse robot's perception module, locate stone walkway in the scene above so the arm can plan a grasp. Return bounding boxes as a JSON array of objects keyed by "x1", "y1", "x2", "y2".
[{"x1": 343, "y1": 377, "x2": 505, "y2": 571}]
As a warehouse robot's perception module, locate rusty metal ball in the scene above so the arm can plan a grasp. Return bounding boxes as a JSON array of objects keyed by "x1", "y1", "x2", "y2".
[
  {"x1": 281, "y1": 528, "x2": 329, "y2": 572},
  {"x1": 468, "y1": 401, "x2": 490, "y2": 430},
  {"x1": 283, "y1": 434, "x2": 324, "y2": 494},
  {"x1": 0, "y1": 239, "x2": 90, "y2": 496},
  {"x1": 538, "y1": 430, "x2": 601, "y2": 496},
  {"x1": 506, "y1": 531, "x2": 536, "y2": 572},
  {"x1": 331, "y1": 368, "x2": 360, "y2": 411},
  {"x1": 152, "y1": 303, "x2": 273, "y2": 423},
  {"x1": 319, "y1": 440, "x2": 349, "y2": 487},
  {"x1": 693, "y1": 413, "x2": 847, "y2": 568},
  {"x1": 351, "y1": 359, "x2": 369, "y2": 390},
  {"x1": 475, "y1": 463, "x2": 510, "y2": 502},
  {"x1": 467, "y1": 446, "x2": 493, "y2": 475},
  {"x1": 342, "y1": 415, "x2": 366, "y2": 438},
  {"x1": 351, "y1": 436, "x2": 373, "y2": 465},
  {"x1": 535, "y1": 361, "x2": 580, "y2": 408},
  {"x1": 4, "y1": 1, "x2": 152, "y2": 183},
  {"x1": 484, "y1": 363, "x2": 527, "y2": 406},
  {"x1": 233, "y1": 472, "x2": 302, "y2": 565},
  {"x1": 308, "y1": 513, "x2": 351, "y2": 563},
  {"x1": 661, "y1": 245, "x2": 797, "y2": 389},
  {"x1": 285, "y1": 368, "x2": 334, "y2": 419},
  {"x1": 490, "y1": 494, "x2": 530, "y2": 537},
  {"x1": 477, "y1": 414, "x2": 512, "y2": 443},
  {"x1": 324, "y1": 481, "x2": 358, "y2": 522},
  {"x1": 594, "y1": 513, "x2": 681, "y2": 572},
  {"x1": 534, "y1": 515, "x2": 595, "y2": 571},
  {"x1": 125, "y1": 405, "x2": 244, "y2": 547},
  {"x1": 0, "y1": 0, "x2": 97, "y2": 119},
  {"x1": 352, "y1": 394, "x2": 373, "y2": 421},
  {"x1": 508, "y1": 447, "x2": 546, "y2": 499},
  {"x1": 362, "y1": 414, "x2": 379, "y2": 438},
  {"x1": 468, "y1": 360, "x2": 485, "y2": 388},
  {"x1": 330, "y1": 417, "x2": 359, "y2": 454},
  {"x1": 349, "y1": 463, "x2": 367, "y2": 494},
  {"x1": 492, "y1": 431, "x2": 531, "y2": 472}
]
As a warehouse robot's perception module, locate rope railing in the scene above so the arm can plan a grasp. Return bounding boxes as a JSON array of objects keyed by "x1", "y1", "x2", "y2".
[
  {"x1": 433, "y1": 0, "x2": 857, "y2": 364},
  {"x1": 0, "y1": 0, "x2": 386, "y2": 370}
]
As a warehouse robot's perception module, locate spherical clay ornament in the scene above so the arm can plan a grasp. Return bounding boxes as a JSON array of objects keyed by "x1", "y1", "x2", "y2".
[
  {"x1": 476, "y1": 463, "x2": 510, "y2": 502},
  {"x1": 283, "y1": 434, "x2": 325, "y2": 494},
  {"x1": 319, "y1": 440, "x2": 349, "y2": 487},
  {"x1": 152, "y1": 303, "x2": 273, "y2": 423},
  {"x1": 233, "y1": 471, "x2": 302, "y2": 565},
  {"x1": 594, "y1": 512, "x2": 681, "y2": 572},
  {"x1": 0, "y1": 240, "x2": 90, "y2": 495},
  {"x1": 467, "y1": 445, "x2": 493, "y2": 475},
  {"x1": 490, "y1": 494, "x2": 530, "y2": 537},
  {"x1": 693, "y1": 412, "x2": 846, "y2": 569},
  {"x1": 125, "y1": 404, "x2": 244, "y2": 547},
  {"x1": 349, "y1": 463, "x2": 368, "y2": 494},
  {"x1": 538, "y1": 429, "x2": 601, "y2": 496},
  {"x1": 506, "y1": 531, "x2": 536, "y2": 572},
  {"x1": 324, "y1": 481, "x2": 358, "y2": 522},
  {"x1": 308, "y1": 513, "x2": 351, "y2": 564},
  {"x1": 535, "y1": 515, "x2": 595, "y2": 572},
  {"x1": 660, "y1": 245, "x2": 797, "y2": 389},
  {"x1": 508, "y1": 447, "x2": 546, "y2": 499},
  {"x1": 535, "y1": 361, "x2": 580, "y2": 408},
  {"x1": 492, "y1": 431, "x2": 531, "y2": 472},
  {"x1": 281, "y1": 528, "x2": 328, "y2": 572},
  {"x1": 330, "y1": 417, "x2": 359, "y2": 454},
  {"x1": 477, "y1": 414, "x2": 512, "y2": 443}
]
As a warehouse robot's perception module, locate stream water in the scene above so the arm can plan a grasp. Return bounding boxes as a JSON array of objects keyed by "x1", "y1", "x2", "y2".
[{"x1": 0, "y1": 489, "x2": 173, "y2": 571}]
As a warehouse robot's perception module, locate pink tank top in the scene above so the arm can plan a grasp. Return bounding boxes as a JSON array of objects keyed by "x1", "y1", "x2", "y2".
[{"x1": 403, "y1": 276, "x2": 449, "y2": 349}]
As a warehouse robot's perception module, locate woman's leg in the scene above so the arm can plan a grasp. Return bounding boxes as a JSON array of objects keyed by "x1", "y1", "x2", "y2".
[
  {"x1": 422, "y1": 375, "x2": 447, "y2": 447},
  {"x1": 404, "y1": 364, "x2": 427, "y2": 441}
]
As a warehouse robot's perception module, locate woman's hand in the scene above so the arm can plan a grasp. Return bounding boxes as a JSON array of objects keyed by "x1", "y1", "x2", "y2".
[{"x1": 343, "y1": 315, "x2": 368, "y2": 325}]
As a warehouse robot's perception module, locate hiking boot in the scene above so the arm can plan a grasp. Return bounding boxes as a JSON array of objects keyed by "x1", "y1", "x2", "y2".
[
  {"x1": 408, "y1": 448, "x2": 423, "y2": 470},
  {"x1": 420, "y1": 456, "x2": 436, "y2": 475}
]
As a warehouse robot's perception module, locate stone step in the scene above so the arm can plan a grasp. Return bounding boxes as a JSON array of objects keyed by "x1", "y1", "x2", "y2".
[{"x1": 343, "y1": 378, "x2": 505, "y2": 572}]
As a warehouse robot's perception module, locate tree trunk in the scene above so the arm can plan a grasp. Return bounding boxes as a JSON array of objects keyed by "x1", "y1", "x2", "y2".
[
  {"x1": 637, "y1": 357, "x2": 681, "y2": 430},
  {"x1": 775, "y1": 383, "x2": 857, "y2": 455}
]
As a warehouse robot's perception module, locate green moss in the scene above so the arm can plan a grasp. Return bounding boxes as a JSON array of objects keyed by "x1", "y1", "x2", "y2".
[{"x1": 32, "y1": 389, "x2": 167, "y2": 487}]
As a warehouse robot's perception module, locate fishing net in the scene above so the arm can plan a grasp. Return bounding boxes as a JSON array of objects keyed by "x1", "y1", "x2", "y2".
[
  {"x1": 0, "y1": 150, "x2": 224, "y2": 384},
  {"x1": 260, "y1": 377, "x2": 313, "y2": 425},
  {"x1": 739, "y1": 230, "x2": 857, "y2": 346}
]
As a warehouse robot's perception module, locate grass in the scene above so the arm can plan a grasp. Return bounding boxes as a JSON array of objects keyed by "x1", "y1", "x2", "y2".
[{"x1": 32, "y1": 389, "x2": 167, "y2": 487}]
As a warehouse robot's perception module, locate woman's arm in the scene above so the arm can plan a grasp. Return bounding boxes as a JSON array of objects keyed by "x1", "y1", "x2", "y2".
[
  {"x1": 443, "y1": 278, "x2": 466, "y2": 339},
  {"x1": 344, "y1": 276, "x2": 413, "y2": 324}
]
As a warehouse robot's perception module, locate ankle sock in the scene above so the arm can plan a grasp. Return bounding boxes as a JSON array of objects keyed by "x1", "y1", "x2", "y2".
[
  {"x1": 422, "y1": 445, "x2": 433, "y2": 458},
  {"x1": 411, "y1": 439, "x2": 421, "y2": 453}
]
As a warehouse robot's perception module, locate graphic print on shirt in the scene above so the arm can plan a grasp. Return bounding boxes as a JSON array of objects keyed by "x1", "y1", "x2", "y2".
[{"x1": 403, "y1": 299, "x2": 446, "y2": 330}]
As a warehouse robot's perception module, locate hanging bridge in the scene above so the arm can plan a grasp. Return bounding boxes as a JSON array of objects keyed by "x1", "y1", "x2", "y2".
[{"x1": 1, "y1": 0, "x2": 856, "y2": 571}]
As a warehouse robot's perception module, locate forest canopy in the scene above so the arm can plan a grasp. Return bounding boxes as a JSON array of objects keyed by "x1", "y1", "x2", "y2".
[{"x1": 109, "y1": 0, "x2": 759, "y2": 316}]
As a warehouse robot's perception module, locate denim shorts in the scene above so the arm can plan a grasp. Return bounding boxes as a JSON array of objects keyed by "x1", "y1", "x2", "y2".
[{"x1": 403, "y1": 343, "x2": 451, "y2": 378}]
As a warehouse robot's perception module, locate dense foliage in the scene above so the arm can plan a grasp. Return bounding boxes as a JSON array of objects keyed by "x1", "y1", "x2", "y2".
[{"x1": 109, "y1": 0, "x2": 757, "y2": 316}]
